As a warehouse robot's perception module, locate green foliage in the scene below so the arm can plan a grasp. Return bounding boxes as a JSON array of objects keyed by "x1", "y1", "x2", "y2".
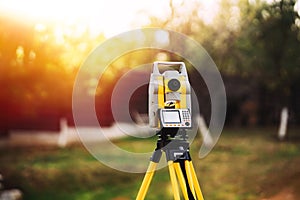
[
  {"x1": 236, "y1": 0, "x2": 300, "y2": 92},
  {"x1": 0, "y1": 15, "x2": 105, "y2": 129}
]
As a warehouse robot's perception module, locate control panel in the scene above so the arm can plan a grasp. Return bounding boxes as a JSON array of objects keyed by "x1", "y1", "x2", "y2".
[{"x1": 159, "y1": 109, "x2": 192, "y2": 128}]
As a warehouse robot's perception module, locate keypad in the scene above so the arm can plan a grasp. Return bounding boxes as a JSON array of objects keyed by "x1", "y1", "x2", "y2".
[{"x1": 182, "y1": 110, "x2": 190, "y2": 120}]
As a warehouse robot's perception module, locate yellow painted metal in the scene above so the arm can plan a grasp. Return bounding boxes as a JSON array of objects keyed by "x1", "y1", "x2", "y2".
[
  {"x1": 136, "y1": 162, "x2": 158, "y2": 200},
  {"x1": 168, "y1": 161, "x2": 181, "y2": 200},
  {"x1": 185, "y1": 160, "x2": 196, "y2": 199},
  {"x1": 174, "y1": 163, "x2": 189, "y2": 200},
  {"x1": 180, "y1": 76, "x2": 187, "y2": 109},
  {"x1": 189, "y1": 161, "x2": 204, "y2": 200},
  {"x1": 174, "y1": 101, "x2": 180, "y2": 109},
  {"x1": 157, "y1": 76, "x2": 164, "y2": 109}
]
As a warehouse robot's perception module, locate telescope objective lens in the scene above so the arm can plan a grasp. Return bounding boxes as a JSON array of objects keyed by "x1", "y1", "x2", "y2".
[{"x1": 168, "y1": 79, "x2": 181, "y2": 91}]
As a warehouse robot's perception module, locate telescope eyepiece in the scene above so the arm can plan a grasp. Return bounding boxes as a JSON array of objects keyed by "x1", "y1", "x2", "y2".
[{"x1": 168, "y1": 79, "x2": 181, "y2": 91}]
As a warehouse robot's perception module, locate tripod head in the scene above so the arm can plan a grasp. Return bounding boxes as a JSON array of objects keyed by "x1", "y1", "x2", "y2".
[{"x1": 149, "y1": 61, "x2": 192, "y2": 130}]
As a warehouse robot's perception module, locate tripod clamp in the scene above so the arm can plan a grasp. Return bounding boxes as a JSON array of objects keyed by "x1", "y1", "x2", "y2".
[{"x1": 151, "y1": 128, "x2": 191, "y2": 163}]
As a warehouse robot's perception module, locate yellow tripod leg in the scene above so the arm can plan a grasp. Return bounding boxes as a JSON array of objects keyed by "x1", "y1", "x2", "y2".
[
  {"x1": 168, "y1": 161, "x2": 181, "y2": 200},
  {"x1": 184, "y1": 161, "x2": 196, "y2": 199},
  {"x1": 189, "y1": 161, "x2": 204, "y2": 200},
  {"x1": 136, "y1": 161, "x2": 157, "y2": 200},
  {"x1": 174, "y1": 163, "x2": 189, "y2": 200}
]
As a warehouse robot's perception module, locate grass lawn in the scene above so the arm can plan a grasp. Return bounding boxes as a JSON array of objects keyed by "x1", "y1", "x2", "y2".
[{"x1": 0, "y1": 127, "x2": 300, "y2": 200}]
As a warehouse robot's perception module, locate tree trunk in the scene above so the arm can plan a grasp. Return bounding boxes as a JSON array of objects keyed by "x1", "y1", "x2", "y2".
[
  {"x1": 278, "y1": 107, "x2": 288, "y2": 141},
  {"x1": 198, "y1": 115, "x2": 213, "y2": 147}
]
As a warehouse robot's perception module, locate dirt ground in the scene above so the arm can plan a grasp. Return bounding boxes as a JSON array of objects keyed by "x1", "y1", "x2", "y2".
[
  {"x1": 263, "y1": 187, "x2": 297, "y2": 200},
  {"x1": 261, "y1": 157, "x2": 300, "y2": 200}
]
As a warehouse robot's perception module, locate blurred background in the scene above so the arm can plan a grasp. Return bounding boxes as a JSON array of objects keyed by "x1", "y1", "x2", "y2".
[{"x1": 0, "y1": 0, "x2": 299, "y2": 199}]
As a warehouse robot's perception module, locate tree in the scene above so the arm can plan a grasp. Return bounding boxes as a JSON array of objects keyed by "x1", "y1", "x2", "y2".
[
  {"x1": 236, "y1": 0, "x2": 300, "y2": 134},
  {"x1": 0, "y1": 15, "x2": 103, "y2": 131}
]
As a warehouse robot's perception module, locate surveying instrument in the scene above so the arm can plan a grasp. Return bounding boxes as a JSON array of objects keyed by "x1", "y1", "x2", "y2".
[{"x1": 136, "y1": 62, "x2": 204, "y2": 200}]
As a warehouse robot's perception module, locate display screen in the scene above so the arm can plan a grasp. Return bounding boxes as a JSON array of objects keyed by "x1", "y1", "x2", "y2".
[{"x1": 162, "y1": 110, "x2": 181, "y2": 123}]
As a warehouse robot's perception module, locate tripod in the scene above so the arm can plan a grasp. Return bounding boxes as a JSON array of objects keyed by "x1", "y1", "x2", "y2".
[{"x1": 136, "y1": 128, "x2": 204, "y2": 200}]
